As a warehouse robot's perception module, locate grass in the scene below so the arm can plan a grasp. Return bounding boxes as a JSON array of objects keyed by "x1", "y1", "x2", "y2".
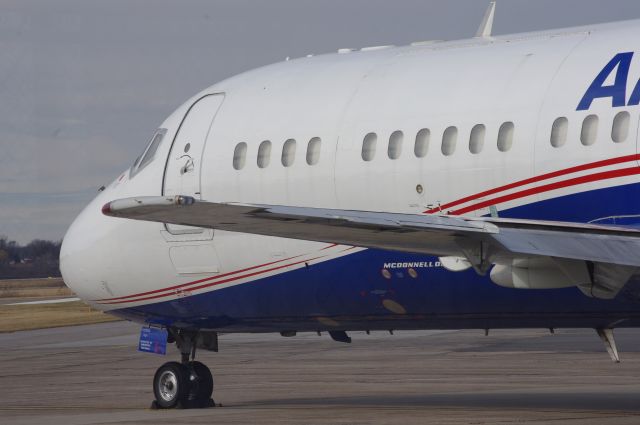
[
  {"x1": 0, "y1": 278, "x2": 121, "y2": 332},
  {"x1": 0, "y1": 277, "x2": 66, "y2": 289},
  {"x1": 0, "y1": 301, "x2": 120, "y2": 333},
  {"x1": 0, "y1": 277, "x2": 73, "y2": 298}
]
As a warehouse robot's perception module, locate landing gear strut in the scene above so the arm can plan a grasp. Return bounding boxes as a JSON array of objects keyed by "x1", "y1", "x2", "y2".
[{"x1": 151, "y1": 329, "x2": 216, "y2": 409}]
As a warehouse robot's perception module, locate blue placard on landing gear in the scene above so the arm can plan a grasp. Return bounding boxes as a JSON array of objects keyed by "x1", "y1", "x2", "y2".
[{"x1": 138, "y1": 327, "x2": 168, "y2": 355}]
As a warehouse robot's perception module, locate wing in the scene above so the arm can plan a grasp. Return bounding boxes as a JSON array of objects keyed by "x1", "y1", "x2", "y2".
[{"x1": 103, "y1": 196, "x2": 640, "y2": 299}]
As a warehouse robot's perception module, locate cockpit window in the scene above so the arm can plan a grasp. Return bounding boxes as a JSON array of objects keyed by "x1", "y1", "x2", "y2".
[{"x1": 130, "y1": 128, "x2": 167, "y2": 177}]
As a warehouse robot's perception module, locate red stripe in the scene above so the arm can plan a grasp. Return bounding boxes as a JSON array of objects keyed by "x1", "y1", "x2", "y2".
[
  {"x1": 100, "y1": 256, "x2": 323, "y2": 305},
  {"x1": 450, "y1": 166, "x2": 640, "y2": 215},
  {"x1": 94, "y1": 256, "x2": 297, "y2": 302},
  {"x1": 321, "y1": 243, "x2": 339, "y2": 251},
  {"x1": 425, "y1": 154, "x2": 640, "y2": 214},
  {"x1": 95, "y1": 243, "x2": 339, "y2": 302}
]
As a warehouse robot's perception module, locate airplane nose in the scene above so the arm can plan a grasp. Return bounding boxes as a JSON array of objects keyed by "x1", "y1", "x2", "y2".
[
  {"x1": 60, "y1": 205, "x2": 93, "y2": 304},
  {"x1": 60, "y1": 193, "x2": 115, "y2": 308}
]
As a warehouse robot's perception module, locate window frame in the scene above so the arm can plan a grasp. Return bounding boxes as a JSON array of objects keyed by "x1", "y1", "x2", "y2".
[
  {"x1": 257, "y1": 140, "x2": 272, "y2": 168},
  {"x1": 550, "y1": 117, "x2": 569, "y2": 148},
  {"x1": 281, "y1": 139, "x2": 297, "y2": 167},
  {"x1": 580, "y1": 115, "x2": 599, "y2": 146},
  {"x1": 497, "y1": 122, "x2": 514, "y2": 152},
  {"x1": 441, "y1": 126, "x2": 458, "y2": 156},
  {"x1": 469, "y1": 124, "x2": 486, "y2": 154},
  {"x1": 388, "y1": 130, "x2": 404, "y2": 160},
  {"x1": 414, "y1": 128, "x2": 430, "y2": 158},
  {"x1": 612, "y1": 111, "x2": 631, "y2": 143},
  {"x1": 130, "y1": 128, "x2": 168, "y2": 178},
  {"x1": 362, "y1": 132, "x2": 378, "y2": 162},
  {"x1": 232, "y1": 142, "x2": 248, "y2": 170},
  {"x1": 306, "y1": 137, "x2": 322, "y2": 165}
]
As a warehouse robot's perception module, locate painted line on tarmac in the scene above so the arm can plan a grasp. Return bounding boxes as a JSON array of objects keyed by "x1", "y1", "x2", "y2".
[{"x1": 6, "y1": 297, "x2": 80, "y2": 306}]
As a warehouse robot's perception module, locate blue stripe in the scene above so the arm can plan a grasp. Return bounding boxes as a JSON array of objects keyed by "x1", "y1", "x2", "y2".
[{"x1": 112, "y1": 183, "x2": 640, "y2": 331}]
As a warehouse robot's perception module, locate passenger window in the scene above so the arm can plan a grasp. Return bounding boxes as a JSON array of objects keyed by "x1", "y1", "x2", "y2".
[
  {"x1": 362, "y1": 133, "x2": 377, "y2": 161},
  {"x1": 388, "y1": 131, "x2": 403, "y2": 160},
  {"x1": 612, "y1": 111, "x2": 630, "y2": 143},
  {"x1": 282, "y1": 139, "x2": 296, "y2": 167},
  {"x1": 469, "y1": 124, "x2": 485, "y2": 154},
  {"x1": 306, "y1": 137, "x2": 321, "y2": 165},
  {"x1": 497, "y1": 122, "x2": 514, "y2": 152},
  {"x1": 130, "y1": 128, "x2": 168, "y2": 177},
  {"x1": 581, "y1": 115, "x2": 598, "y2": 146},
  {"x1": 551, "y1": 117, "x2": 568, "y2": 148},
  {"x1": 414, "y1": 128, "x2": 430, "y2": 158},
  {"x1": 441, "y1": 126, "x2": 458, "y2": 156},
  {"x1": 257, "y1": 140, "x2": 272, "y2": 168},
  {"x1": 233, "y1": 142, "x2": 247, "y2": 170}
]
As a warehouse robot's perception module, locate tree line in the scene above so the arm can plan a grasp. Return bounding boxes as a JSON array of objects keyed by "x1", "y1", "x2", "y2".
[{"x1": 0, "y1": 236, "x2": 62, "y2": 279}]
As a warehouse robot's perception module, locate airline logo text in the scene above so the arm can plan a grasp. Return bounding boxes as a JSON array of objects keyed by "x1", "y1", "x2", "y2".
[{"x1": 578, "y1": 52, "x2": 640, "y2": 111}]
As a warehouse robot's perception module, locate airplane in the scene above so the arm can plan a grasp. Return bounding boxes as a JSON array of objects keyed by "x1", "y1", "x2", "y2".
[{"x1": 60, "y1": 1, "x2": 640, "y2": 409}]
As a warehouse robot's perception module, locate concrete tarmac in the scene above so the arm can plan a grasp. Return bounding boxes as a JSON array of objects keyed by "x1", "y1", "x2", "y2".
[{"x1": 2, "y1": 322, "x2": 640, "y2": 425}]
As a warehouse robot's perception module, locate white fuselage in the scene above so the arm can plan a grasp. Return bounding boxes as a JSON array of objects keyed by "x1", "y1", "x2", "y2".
[{"x1": 61, "y1": 20, "x2": 640, "y2": 319}]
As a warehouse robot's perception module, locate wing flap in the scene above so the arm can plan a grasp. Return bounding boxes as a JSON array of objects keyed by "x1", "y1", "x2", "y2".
[{"x1": 493, "y1": 227, "x2": 640, "y2": 266}]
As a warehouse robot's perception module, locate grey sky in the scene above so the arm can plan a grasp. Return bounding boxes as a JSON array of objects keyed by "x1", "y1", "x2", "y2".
[{"x1": 2, "y1": 0, "x2": 640, "y2": 244}]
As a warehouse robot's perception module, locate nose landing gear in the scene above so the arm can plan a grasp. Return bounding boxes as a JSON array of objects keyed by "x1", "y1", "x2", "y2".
[
  {"x1": 152, "y1": 360, "x2": 215, "y2": 409},
  {"x1": 151, "y1": 329, "x2": 217, "y2": 409}
]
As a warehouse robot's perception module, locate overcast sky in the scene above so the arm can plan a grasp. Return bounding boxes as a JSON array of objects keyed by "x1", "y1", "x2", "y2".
[{"x1": 2, "y1": 0, "x2": 640, "y2": 244}]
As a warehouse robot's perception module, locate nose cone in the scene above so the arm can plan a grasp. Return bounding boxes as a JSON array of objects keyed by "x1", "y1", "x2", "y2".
[{"x1": 60, "y1": 191, "x2": 115, "y2": 308}]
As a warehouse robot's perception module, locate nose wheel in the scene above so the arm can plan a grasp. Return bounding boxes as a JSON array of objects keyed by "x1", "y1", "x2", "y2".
[
  {"x1": 153, "y1": 362, "x2": 189, "y2": 408},
  {"x1": 152, "y1": 361, "x2": 215, "y2": 409},
  {"x1": 151, "y1": 329, "x2": 216, "y2": 409},
  {"x1": 188, "y1": 361, "x2": 214, "y2": 404}
]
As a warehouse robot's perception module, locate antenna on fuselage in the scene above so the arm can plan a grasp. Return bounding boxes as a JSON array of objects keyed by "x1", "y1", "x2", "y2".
[{"x1": 475, "y1": 1, "x2": 496, "y2": 38}]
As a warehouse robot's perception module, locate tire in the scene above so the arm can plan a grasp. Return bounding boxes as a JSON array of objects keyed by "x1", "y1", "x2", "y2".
[
  {"x1": 188, "y1": 361, "x2": 214, "y2": 403},
  {"x1": 153, "y1": 361, "x2": 190, "y2": 408}
]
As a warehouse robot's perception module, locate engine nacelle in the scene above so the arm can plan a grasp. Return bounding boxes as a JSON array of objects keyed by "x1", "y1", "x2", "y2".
[{"x1": 490, "y1": 258, "x2": 579, "y2": 290}]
